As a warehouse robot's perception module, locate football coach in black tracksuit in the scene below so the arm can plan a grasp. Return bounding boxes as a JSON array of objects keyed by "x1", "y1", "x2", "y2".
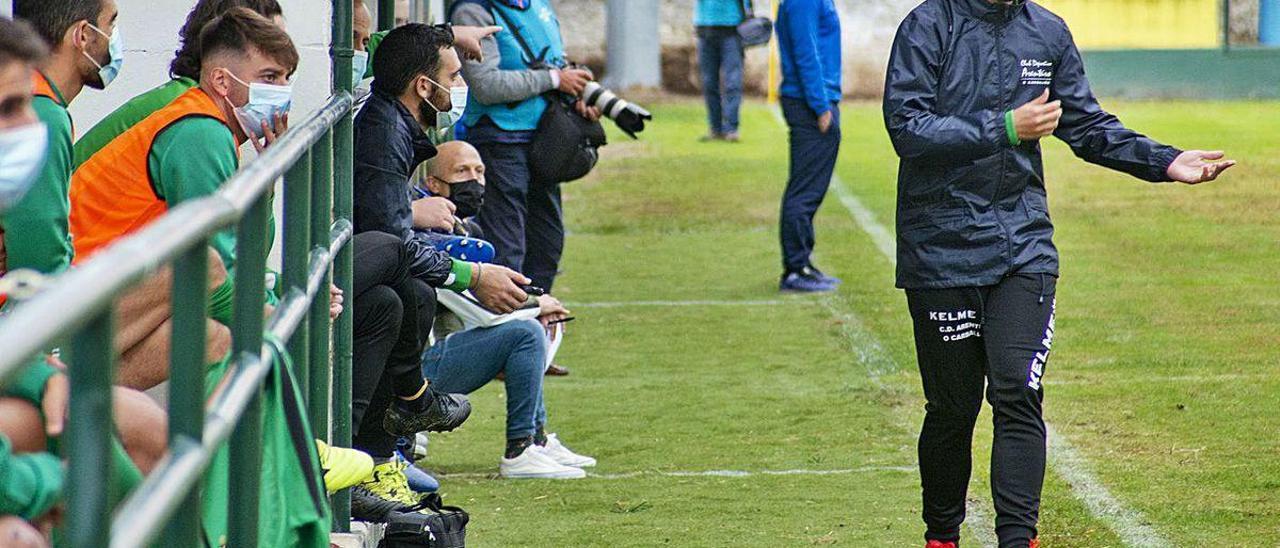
[{"x1": 882, "y1": 0, "x2": 1235, "y2": 546}]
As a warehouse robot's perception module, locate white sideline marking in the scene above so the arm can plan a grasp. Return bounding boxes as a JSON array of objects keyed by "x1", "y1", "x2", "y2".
[
  {"x1": 590, "y1": 465, "x2": 915, "y2": 480},
  {"x1": 965, "y1": 493, "x2": 1001, "y2": 548},
  {"x1": 437, "y1": 465, "x2": 915, "y2": 481},
  {"x1": 830, "y1": 181, "x2": 898, "y2": 261},
  {"x1": 569, "y1": 299, "x2": 811, "y2": 309},
  {"x1": 778, "y1": 100, "x2": 1169, "y2": 546},
  {"x1": 1045, "y1": 424, "x2": 1170, "y2": 547},
  {"x1": 1052, "y1": 372, "x2": 1269, "y2": 386}
]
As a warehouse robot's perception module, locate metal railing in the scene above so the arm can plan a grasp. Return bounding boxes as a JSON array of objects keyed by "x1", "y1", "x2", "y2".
[{"x1": 0, "y1": 0, "x2": 356, "y2": 545}]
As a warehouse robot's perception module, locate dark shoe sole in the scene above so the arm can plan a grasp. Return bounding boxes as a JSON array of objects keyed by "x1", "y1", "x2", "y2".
[{"x1": 778, "y1": 285, "x2": 837, "y2": 294}]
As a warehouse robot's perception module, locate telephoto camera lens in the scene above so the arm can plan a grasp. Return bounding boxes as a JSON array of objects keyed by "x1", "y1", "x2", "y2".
[{"x1": 582, "y1": 81, "x2": 653, "y2": 138}]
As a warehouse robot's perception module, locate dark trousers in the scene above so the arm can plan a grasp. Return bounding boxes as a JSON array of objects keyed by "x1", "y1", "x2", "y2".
[
  {"x1": 474, "y1": 141, "x2": 564, "y2": 291},
  {"x1": 350, "y1": 231, "x2": 436, "y2": 457},
  {"x1": 905, "y1": 273, "x2": 1057, "y2": 548},
  {"x1": 779, "y1": 97, "x2": 840, "y2": 273},
  {"x1": 697, "y1": 25, "x2": 744, "y2": 135}
]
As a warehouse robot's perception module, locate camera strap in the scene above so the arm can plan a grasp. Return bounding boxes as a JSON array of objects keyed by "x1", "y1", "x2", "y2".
[
  {"x1": 488, "y1": 3, "x2": 549, "y2": 67},
  {"x1": 739, "y1": 0, "x2": 755, "y2": 18}
]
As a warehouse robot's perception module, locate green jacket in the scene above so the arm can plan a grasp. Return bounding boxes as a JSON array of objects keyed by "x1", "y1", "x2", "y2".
[{"x1": 1, "y1": 76, "x2": 74, "y2": 278}]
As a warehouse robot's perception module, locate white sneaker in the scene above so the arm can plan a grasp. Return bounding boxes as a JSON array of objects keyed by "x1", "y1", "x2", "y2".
[
  {"x1": 413, "y1": 432, "x2": 430, "y2": 460},
  {"x1": 540, "y1": 433, "x2": 596, "y2": 468},
  {"x1": 500, "y1": 445, "x2": 586, "y2": 479}
]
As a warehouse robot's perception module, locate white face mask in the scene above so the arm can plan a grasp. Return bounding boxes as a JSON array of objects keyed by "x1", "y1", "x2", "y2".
[
  {"x1": 0, "y1": 122, "x2": 49, "y2": 215},
  {"x1": 222, "y1": 70, "x2": 292, "y2": 141},
  {"x1": 424, "y1": 76, "x2": 467, "y2": 130},
  {"x1": 351, "y1": 50, "x2": 369, "y2": 84},
  {"x1": 83, "y1": 23, "x2": 124, "y2": 89}
]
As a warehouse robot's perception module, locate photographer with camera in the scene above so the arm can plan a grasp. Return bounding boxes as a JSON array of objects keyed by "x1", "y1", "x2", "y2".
[{"x1": 449, "y1": 0, "x2": 594, "y2": 293}]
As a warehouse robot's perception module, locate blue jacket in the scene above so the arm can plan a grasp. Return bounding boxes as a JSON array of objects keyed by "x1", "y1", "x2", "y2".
[
  {"x1": 776, "y1": 0, "x2": 842, "y2": 114},
  {"x1": 695, "y1": 0, "x2": 746, "y2": 27},
  {"x1": 352, "y1": 89, "x2": 456, "y2": 286},
  {"x1": 883, "y1": 0, "x2": 1181, "y2": 289},
  {"x1": 457, "y1": 0, "x2": 565, "y2": 133}
]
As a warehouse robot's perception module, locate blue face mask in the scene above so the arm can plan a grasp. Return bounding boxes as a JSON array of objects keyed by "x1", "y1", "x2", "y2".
[
  {"x1": 351, "y1": 50, "x2": 369, "y2": 84},
  {"x1": 83, "y1": 23, "x2": 123, "y2": 89},
  {"x1": 0, "y1": 122, "x2": 49, "y2": 215},
  {"x1": 222, "y1": 69, "x2": 292, "y2": 141},
  {"x1": 423, "y1": 76, "x2": 468, "y2": 130}
]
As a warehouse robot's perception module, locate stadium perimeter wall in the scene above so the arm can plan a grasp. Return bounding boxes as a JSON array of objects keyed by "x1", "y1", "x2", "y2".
[
  {"x1": 1079, "y1": 48, "x2": 1280, "y2": 99},
  {"x1": 553, "y1": 0, "x2": 1279, "y2": 100}
]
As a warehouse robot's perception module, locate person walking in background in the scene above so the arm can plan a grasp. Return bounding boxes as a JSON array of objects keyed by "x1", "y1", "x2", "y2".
[
  {"x1": 695, "y1": 0, "x2": 746, "y2": 142},
  {"x1": 775, "y1": 0, "x2": 842, "y2": 293}
]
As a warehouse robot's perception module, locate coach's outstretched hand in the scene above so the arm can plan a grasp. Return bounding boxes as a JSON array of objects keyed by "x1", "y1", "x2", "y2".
[{"x1": 1166, "y1": 150, "x2": 1236, "y2": 184}]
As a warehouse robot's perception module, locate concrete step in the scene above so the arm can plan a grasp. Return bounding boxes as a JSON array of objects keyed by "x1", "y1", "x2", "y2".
[{"x1": 329, "y1": 522, "x2": 385, "y2": 548}]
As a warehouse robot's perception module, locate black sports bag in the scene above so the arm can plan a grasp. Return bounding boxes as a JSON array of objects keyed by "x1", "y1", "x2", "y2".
[{"x1": 378, "y1": 494, "x2": 470, "y2": 548}]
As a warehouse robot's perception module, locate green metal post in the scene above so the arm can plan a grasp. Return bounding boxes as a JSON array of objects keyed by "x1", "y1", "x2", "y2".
[
  {"x1": 65, "y1": 308, "x2": 115, "y2": 547},
  {"x1": 1223, "y1": 0, "x2": 1232, "y2": 53},
  {"x1": 228, "y1": 194, "x2": 270, "y2": 548},
  {"x1": 284, "y1": 151, "x2": 313, "y2": 393},
  {"x1": 161, "y1": 243, "x2": 209, "y2": 547},
  {"x1": 308, "y1": 133, "x2": 333, "y2": 434},
  {"x1": 332, "y1": 0, "x2": 356, "y2": 530},
  {"x1": 379, "y1": 0, "x2": 397, "y2": 30}
]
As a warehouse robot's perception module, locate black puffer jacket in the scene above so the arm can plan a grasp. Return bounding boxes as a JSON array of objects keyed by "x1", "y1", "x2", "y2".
[{"x1": 883, "y1": 0, "x2": 1181, "y2": 289}]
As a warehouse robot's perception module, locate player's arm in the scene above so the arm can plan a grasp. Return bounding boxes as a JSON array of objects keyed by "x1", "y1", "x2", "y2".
[
  {"x1": 782, "y1": 0, "x2": 833, "y2": 118},
  {"x1": 882, "y1": 10, "x2": 1006, "y2": 162},
  {"x1": 151, "y1": 118, "x2": 239, "y2": 266},
  {"x1": 0, "y1": 436, "x2": 63, "y2": 521},
  {"x1": 1051, "y1": 32, "x2": 1233, "y2": 184}
]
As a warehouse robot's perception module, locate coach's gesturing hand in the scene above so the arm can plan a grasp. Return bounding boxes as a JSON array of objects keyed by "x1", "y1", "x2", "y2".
[
  {"x1": 1012, "y1": 89, "x2": 1061, "y2": 142},
  {"x1": 1166, "y1": 150, "x2": 1236, "y2": 184}
]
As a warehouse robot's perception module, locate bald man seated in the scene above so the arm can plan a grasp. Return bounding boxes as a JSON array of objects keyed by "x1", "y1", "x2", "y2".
[{"x1": 410, "y1": 141, "x2": 494, "y2": 263}]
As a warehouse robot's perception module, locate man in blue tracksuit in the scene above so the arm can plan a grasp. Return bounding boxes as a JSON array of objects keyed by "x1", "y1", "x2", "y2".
[
  {"x1": 883, "y1": 0, "x2": 1235, "y2": 546},
  {"x1": 694, "y1": 0, "x2": 746, "y2": 142},
  {"x1": 776, "y1": 0, "x2": 843, "y2": 293}
]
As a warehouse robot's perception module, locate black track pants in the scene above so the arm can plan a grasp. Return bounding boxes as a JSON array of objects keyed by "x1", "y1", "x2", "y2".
[
  {"x1": 350, "y1": 231, "x2": 436, "y2": 457},
  {"x1": 905, "y1": 273, "x2": 1057, "y2": 548}
]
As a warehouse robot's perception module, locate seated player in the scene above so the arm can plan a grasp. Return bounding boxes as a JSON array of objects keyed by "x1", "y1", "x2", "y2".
[
  {"x1": 68, "y1": 7, "x2": 296, "y2": 389},
  {"x1": 72, "y1": 0, "x2": 286, "y2": 165}
]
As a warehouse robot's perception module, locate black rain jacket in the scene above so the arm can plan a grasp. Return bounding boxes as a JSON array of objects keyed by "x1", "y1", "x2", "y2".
[
  {"x1": 353, "y1": 89, "x2": 454, "y2": 286},
  {"x1": 883, "y1": 0, "x2": 1181, "y2": 289}
]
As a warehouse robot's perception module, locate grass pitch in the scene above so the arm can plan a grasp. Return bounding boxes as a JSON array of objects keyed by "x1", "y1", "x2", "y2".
[{"x1": 423, "y1": 99, "x2": 1280, "y2": 547}]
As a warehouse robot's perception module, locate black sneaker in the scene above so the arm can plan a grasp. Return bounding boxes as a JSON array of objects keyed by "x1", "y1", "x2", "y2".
[
  {"x1": 350, "y1": 485, "x2": 412, "y2": 523},
  {"x1": 806, "y1": 264, "x2": 842, "y2": 287},
  {"x1": 382, "y1": 389, "x2": 472, "y2": 436},
  {"x1": 779, "y1": 267, "x2": 838, "y2": 293}
]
